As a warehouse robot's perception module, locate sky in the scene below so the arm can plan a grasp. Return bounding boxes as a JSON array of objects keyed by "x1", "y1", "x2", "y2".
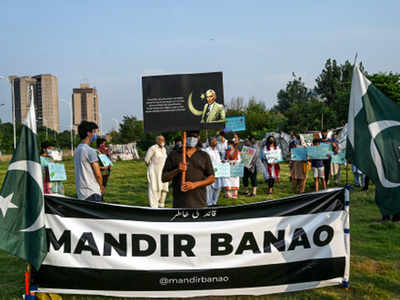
[{"x1": 0, "y1": 1, "x2": 399, "y2": 133}]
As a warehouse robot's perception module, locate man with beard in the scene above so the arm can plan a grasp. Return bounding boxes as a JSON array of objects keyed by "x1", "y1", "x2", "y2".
[{"x1": 162, "y1": 131, "x2": 215, "y2": 208}]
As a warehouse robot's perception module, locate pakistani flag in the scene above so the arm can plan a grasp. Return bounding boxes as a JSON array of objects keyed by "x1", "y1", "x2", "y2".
[
  {"x1": 0, "y1": 89, "x2": 47, "y2": 270},
  {"x1": 346, "y1": 64, "x2": 400, "y2": 217}
]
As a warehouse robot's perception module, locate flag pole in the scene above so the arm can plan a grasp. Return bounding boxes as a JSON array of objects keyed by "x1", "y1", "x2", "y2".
[
  {"x1": 181, "y1": 131, "x2": 187, "y2": 189},
  {"x1": 353, "y1": 53, "x2": 358, "y2": 68}
]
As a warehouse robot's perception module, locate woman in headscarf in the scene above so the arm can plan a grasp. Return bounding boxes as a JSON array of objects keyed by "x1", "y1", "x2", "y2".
[{"x1": 224, "y1": 140, "x2": 241, "y2": 199}]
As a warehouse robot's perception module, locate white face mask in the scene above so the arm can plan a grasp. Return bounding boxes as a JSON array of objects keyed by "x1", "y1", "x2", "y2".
[
  {"x1": 186, "y1": 137, "x2": 198, "y2": 148},
  {"x1": 160, "y1": 142, "x2": 165, "y2": 147}
]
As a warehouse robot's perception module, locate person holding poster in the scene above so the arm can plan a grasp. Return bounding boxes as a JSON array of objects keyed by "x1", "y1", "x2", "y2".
[
  {"x1": 261, "y1": 136, "x2": 281, "y2": 194},
  {"x1": 162, "y1": 131, "x2": 215, "y2": 208},
  {"x1": 224, "y1": 140, "x2": 241, "y2": 199},
  {"x1": 144, "y1": 136, "x2": 169, "y2": 208},
  {"x1": 96, "y1": 138, "x2": 112, "y2": 189},
  {"x1": 204, "y1": 137, "x2": 223, "y2": 206},
  {"x1": 288, "y1": 133, "x2": 300, "y2": 182},
  {"x1": 200, "y1": 89, "x2": 226, "y2": 123},
  {"x1": 40, "y1": 141, "x2": 64, "y2": 195},
  {"x1": 309, "y1": 139, "x2": 327, "y2": 192},
  {"x1": 291, "y1": 142, "x2": 309, "y2": 194},
  {"x1": 330, "y1": 133, "x2": 341, "y2": 185},
  {"x1": 242, "y1": 138, "x2": 258, "y2": 196}
]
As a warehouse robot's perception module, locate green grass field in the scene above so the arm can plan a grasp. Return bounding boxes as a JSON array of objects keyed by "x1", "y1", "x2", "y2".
[{"x1": 0, "y1": 158, "x2": 399, "y2": 300}]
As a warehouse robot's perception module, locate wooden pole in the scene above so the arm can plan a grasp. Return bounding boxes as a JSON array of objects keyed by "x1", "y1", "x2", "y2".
[{"x1": 181, "y1": 131, "x2": 187, "y2": 189}]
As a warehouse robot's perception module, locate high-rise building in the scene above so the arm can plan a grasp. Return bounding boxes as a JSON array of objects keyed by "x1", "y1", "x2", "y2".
[
  {"x1": 9, "y1": 74, "x2": 59, "y2": 132},
  {"x1": 72, "y1": 84, "x2": 99, "y2": 132}
]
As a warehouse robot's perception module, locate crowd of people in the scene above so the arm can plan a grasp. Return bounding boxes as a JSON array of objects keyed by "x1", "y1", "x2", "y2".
[
  {"x1": 39, "y1": 121, "x2": 368, "y2": 212},
  {"x1": 147, "y1": 129, "x2": 353, "y2": 209}
]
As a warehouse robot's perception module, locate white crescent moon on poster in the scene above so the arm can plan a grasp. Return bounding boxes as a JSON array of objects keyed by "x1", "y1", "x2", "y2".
[
  {"x1": 187, "y1": 92, "x2": 203, "y2": 116},
  {"x1": 7, "y1": 160, "x2": 46, "y2": 232},
  {"x1": 369, "y1": 120, "x2": 400, "y2": 188}
]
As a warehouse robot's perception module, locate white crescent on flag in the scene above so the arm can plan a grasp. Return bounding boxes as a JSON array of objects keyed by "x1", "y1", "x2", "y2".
[
  {"x1": 369, "y1": 120, "x2": 400, "y2": 189},
  {"x1": 7, "y1": 160, "x2": 45, "y2": 232}
]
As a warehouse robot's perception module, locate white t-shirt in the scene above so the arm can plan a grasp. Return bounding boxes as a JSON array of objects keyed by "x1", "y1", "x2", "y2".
[
  {"x1": 74, "y1": 143, "x2": 101, "y2": 200},
  {"x1": 205, "y1": 146, "x2": 221, "y2": 166},
  {"x1": 216, "y1": 140, "x2": 228, "y2": 160}
]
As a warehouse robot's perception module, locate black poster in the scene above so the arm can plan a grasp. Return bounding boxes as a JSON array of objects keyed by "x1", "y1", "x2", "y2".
[{"x1": 142, "y1": 72, "x2": 225, "y2": 132}]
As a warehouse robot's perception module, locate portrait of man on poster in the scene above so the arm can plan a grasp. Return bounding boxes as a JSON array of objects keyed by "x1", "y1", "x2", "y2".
[{"x1": 200, "y1": 89, "x2": 225, "y2": 123}]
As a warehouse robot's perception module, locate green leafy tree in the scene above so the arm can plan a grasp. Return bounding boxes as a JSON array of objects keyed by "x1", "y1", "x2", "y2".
[
  {"x1": 367, "y1": 72, "x2": 400, "y2": 105},
  {"x1": 273, "y1": 74, "x2": 312, "y2": 113},
  {"x1": 119, "y1": 115, "x2": 145, "y2": 144}
]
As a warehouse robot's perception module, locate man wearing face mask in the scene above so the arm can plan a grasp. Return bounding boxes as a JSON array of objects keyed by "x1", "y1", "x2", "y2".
[
  {"x1": 162, "y1": 131, "x2": 215, "y2": 208},
  {"x1": 144, "y1": 136, "x2": 169, "y2": 208},
  {"x1": 74, "y1": 121, "x2": 103, "y2": 202}
]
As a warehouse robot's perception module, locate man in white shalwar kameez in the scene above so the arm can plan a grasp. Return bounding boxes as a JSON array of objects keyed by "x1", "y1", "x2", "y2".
[
  {"x1": 145, "y1": 136, "x2": 168, "y2": 208},
  {"x1": 204, "y1": 137, "x2": 223, "y2": 206}
]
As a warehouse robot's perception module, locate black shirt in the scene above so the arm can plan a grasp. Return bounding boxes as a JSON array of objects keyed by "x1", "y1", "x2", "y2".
[{"x1": 162, "y1": 149, "x2": 214, "y2": 208}]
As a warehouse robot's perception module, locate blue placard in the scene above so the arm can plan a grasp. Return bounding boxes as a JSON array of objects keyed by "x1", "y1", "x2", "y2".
[
  {"x1": 332, "y1": 152, "x2": 346, "y2": 165},
  {"x1": 230, "y1": 163, "x2": 244, "y2": 177},
  {"x1": 307, "y1": 144, "x2": 332, "y2": 160},
  {"x1": 48, "y1": 163, "x2": 67, "y2": 182},
  {"x1": 225, "y1": 115, "x2": 246, "y2": 132},
  {"x1": 290, "y1": 147, "x2": 307, "y2": 161},
  {"x1": 213, "y1": 162, "x2": 230, "y2": 178},
  {"x1": 99, "y1": 154, "x2": 113, "y2": 167}
]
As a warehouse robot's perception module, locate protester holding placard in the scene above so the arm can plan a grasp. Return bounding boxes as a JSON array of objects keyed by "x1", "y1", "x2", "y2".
[
  {"x1": 242, "y1": 138, "x2": 258, "y2": 197},
  {"x1": 291, "y1": 142, "x2": 308, "y2": 194},
  {"x1": 309, "y1": 139, "x2": 327, "y2": 192},
  {"x1": 224, "y1": 140, "x2": 241, "y2": 199},
  {"x1": 144, "y1": 136, "x2": 169, "y2": 208},
  {"x1": 288, "y1": 133, "x2": 299, "y2": 182},
  {"x1": 204, "y1": 137, "x2": 223, "y2": 206},
  {"x1": 40, "y1": 141, "x2": 64, "y2": 195},
  {"x1": 261, "y1": 136, "x2": 281, "y2": 194},
  {"x1": 330, "y1": 133, "x2": 341, "y2": 185},
  {"x1": 96, "y1": 138, "x2": 112, "y2": 189},
  {"x1": 74, "y1": 121, "x2": 103, "y2": 202},
  {"x1": 162, "y1": 131, "x2": 215, "y2": 208}
]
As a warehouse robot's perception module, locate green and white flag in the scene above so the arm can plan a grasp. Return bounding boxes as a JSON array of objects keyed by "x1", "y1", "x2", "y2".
[
  {"x1": 0, "y1": 88, "x2": 47, "y2": 270},
  {"x1": 346, "y1": 64, "x2": 400, "y2": 216}
]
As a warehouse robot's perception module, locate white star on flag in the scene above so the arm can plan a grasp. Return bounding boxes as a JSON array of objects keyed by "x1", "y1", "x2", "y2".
[{"x1": 0, "y1": 193, "x2": 17, "y2": 217}]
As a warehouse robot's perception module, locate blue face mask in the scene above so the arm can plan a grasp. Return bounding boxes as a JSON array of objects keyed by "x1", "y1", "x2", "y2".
[
  {"x1": 90, "y1": 133, "x2": 98, "y2": 142},
  {"x1": 186, "y1": 137, "x2": 198, "y2": 148},
  {"x1": 227, "y1": 145, "x2": 232, "y2": 150}
]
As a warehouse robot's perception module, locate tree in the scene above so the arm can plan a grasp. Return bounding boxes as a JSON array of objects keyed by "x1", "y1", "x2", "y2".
[
  {"x1": 367, "y1": 72, "x2": 400, "y2": 105},
  {"x1": 273, "y1": 74, "x2": 312, "y2": 113},
  {"x1": 118, "y1": 115, "x2": 145, "y2": 144},
  {"x1": 314, "y1": 59, "x2": 365, "y2": 128}
]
